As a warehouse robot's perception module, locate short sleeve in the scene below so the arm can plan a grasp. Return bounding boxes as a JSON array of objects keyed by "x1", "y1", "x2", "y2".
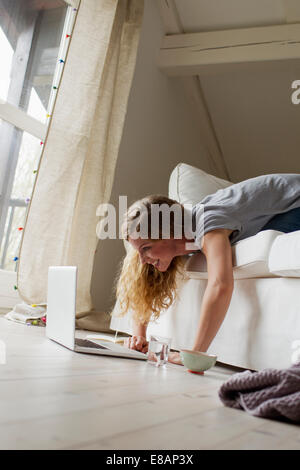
[{"x1": 193, "y1": 205, "x2": 242, "y2": 248}]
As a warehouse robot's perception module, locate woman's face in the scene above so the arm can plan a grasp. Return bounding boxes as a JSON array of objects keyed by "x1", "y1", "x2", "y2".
[{"x1": 128, "y1": 237, "x2": 176, "y2": 272}]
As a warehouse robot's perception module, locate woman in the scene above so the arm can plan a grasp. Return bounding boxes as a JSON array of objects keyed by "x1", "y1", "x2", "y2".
[{"x1": 116, "y1": 173, "x2": 300, "y2": 364}]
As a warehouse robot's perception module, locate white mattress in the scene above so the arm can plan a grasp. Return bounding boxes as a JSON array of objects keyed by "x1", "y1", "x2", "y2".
[
  {"x1": 268, "y1": 230, "x2": 300, "y2": 277},
  {"x1": 185, "y1": 229, "x2": 284, "y2": 279}
]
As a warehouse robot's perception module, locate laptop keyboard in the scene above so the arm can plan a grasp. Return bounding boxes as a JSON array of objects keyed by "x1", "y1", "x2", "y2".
[
  {"x1": 75, "y1": 338, "x2": 108, "y2": 350},
  {"x1": 75, "y1": 337, "x2": 147, "y2": 359}
]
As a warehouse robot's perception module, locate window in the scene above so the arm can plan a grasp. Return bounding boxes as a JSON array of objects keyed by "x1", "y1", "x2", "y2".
[{"x1": 0, "y1": 0, "x2": 78, "y2": 273}]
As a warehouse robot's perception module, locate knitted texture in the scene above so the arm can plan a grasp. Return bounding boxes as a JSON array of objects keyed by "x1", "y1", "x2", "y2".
[{"x1": 218, "y1": 363, "x2": 300, "y2": 423}]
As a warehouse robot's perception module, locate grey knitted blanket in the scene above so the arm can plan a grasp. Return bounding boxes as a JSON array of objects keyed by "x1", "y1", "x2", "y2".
[{"x1": 218, "y1": 364, "x2": 300, "y2": 423}]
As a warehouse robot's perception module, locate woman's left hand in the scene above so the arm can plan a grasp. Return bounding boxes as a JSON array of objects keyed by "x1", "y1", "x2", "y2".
[{"x1": 168, "y1": 351, "x2": 183, "y2": 365}]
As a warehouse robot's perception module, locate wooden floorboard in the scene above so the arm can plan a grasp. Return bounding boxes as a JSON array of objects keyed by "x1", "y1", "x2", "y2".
[{"x1": 0, "y1": 316, "x2": 299, "y2": 450}]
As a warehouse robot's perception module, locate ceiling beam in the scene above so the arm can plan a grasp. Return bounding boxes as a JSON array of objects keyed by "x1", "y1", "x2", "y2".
[{"x1": 158, "y1": 23, "x2": 300, "y2": 76}]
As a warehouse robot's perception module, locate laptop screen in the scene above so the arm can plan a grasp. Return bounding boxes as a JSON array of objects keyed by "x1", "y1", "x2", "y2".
[{"x1": 46, "y1": 266, "x2": 77, "y2": 350}]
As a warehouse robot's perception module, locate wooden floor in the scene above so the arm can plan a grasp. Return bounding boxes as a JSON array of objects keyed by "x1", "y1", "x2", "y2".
[{"x1": 0, "y1": 316, "x2": 299, "y2": 450}]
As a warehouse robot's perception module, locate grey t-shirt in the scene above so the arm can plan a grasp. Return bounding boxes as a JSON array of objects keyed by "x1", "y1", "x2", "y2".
[{"x1": 192, "y1": 173, "x2": 300, "y2": 246}]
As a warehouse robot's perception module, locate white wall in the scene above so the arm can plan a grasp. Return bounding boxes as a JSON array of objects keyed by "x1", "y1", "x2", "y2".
[
  {"x1": 200, "y1": 61, "x2": 300, "y2": 182},
  {"x1": 90, "y1": 0, "x2": 213, "y2": 316}
]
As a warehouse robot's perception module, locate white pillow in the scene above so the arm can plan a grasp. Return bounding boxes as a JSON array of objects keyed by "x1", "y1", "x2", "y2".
[{"x1": 168, "y1": 163, "x2": 232, "y2": 205}]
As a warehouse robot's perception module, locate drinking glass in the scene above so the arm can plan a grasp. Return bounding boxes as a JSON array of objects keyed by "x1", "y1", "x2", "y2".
[{"x1": 147, "y1": 334, "x2": 171, "y2": 367}]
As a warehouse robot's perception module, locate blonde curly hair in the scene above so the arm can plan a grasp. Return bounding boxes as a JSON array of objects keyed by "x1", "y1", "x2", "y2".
[{"x1": 112, "y1": 195, "x2": 187, "y2": 325}]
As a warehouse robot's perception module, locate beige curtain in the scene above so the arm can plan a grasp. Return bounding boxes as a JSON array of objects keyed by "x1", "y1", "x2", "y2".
[{"x1": 17, "y1": 0, "x2": 144, "y2": 322}]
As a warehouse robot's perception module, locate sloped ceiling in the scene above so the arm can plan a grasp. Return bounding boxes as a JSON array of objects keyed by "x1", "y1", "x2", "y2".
[
  {"x1": 170, "y1": 0, "x2": 300, "y2": 182},
  {"x1": 174, "y1": 0, "x2": 300, "y2": 32}
]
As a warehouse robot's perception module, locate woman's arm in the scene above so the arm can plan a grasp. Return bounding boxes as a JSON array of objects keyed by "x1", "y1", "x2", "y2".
[
  {"x1": 168, "y1": 229, "x2": 234, "y2": 365},
  {"x1": 124, "y1": 320, "x2": 149, "y2": 352},
  {"x1": 132, "y1": 321, "x2": 148, "y2": 338},
  {"x1": 193, "y1": 229, "x2": 234, "y2": 352},
  {"x1": 192, "y1": 282, "x2": 233, "y2": 352}
]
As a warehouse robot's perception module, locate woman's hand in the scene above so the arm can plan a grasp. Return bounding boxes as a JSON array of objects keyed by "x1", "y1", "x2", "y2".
[
  {"x1": 124, "y1": 335, "x2": 149, "y2": 353},
  {"x1": 168, "y1": 351, "x2": 183, "y2": 365}
]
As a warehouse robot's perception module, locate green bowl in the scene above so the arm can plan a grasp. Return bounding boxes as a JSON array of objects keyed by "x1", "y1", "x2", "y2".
[{"x1": 180, "y1": 349, "x2": 217, "y2": 372}]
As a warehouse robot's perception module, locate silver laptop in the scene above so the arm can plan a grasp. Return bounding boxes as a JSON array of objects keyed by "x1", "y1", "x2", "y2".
[{"x1": 46, "y1": 266, "x2": 147, "y2": 361}]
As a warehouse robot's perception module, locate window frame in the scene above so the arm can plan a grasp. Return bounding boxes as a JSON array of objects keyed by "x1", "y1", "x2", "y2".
[{"x1": 0, "y1": 0, "x2": 78, "y2": 310}]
